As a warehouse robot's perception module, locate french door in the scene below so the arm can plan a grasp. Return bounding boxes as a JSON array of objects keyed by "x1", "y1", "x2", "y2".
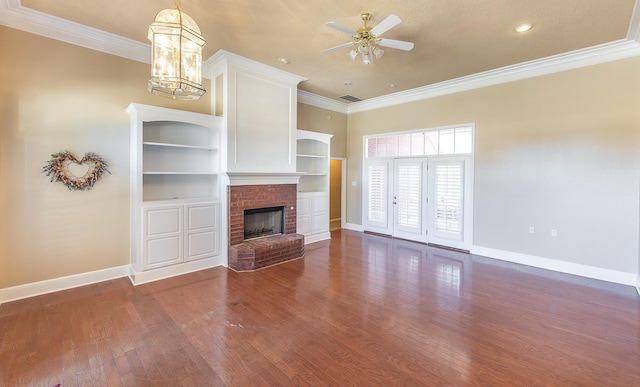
[
  {"x1": 364, "y1": 156, "x2": 471, "y2": 250},
  {"x1": 392, "y1": 159, "x2": 428, "y2": 242}
]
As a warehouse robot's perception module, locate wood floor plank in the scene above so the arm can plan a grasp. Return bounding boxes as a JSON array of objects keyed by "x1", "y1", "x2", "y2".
[{"x1": 0, "y1": 229, "x2": 639, "y2": 385}]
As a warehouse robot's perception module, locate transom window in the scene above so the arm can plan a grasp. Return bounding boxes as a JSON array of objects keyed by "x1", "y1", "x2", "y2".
[{"x1": 366, "y1": 126, "x2": 472, "y2": 158}]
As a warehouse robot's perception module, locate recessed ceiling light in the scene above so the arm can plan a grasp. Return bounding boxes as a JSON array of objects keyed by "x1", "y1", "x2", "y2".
[
  {"x1": 278, "y1": 57, "x2": 290, "y2": 64},
  {"x1": 343, "y1": 81, "x2": 352, "y2": 86},
  {"x1": 515, "y1": 23, "x2": 532, "y2": 33}
]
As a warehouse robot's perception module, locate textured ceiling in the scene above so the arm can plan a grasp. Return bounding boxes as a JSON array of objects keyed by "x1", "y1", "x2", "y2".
[{"x1": 22, "y1": 0, "x2": 636, "y2": 102}]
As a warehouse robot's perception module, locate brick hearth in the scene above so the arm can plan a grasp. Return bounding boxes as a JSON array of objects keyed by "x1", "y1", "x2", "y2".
[
  {"x1": 229, "y1": 234, "x2": 304, "y2": 271},
  {"x1": 228, "y1": 184, "x2": 304, "y2": 271}
]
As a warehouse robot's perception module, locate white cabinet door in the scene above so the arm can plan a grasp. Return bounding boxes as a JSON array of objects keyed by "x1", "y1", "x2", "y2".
[
  {"x1": 297, "y1": 195, "x2": 312, "y2": 236},
  {"x1": 311, "y1": 193, "x2": 329, "y2": 234},
  {"x1": 147, "y1": 237, "x2": 182, "y2": 268},
  {"x1": 144, "y1": 205, "x2": 183, "y2": 269},
  {"x1": 185, "y1": 203, "x2": 219, "y2": 261},
  {"x1": 297, "y1": 192, "x2": 329, "y2": 243}
]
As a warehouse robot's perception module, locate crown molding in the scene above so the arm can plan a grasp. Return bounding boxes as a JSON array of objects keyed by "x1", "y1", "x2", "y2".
[
  {"x1": 297, "y1": 90, "x2": 348, "y2": 114},
  {"x1": 3, "y1": 0, "x2": 640, "y2": 114},
  {"x1": 0, "y1": 0, "x2": 150, "y2": 63},
  {"x1": 345, "y1": 39, "x2": 640, "y2": 114},
  {"x1": 298, "y1": 0, "x2": 640, "y2": 114}
]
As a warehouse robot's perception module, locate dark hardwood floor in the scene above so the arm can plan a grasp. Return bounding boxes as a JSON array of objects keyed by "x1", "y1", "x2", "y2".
[{"x1": 1, "y1": 229, "x2": 639, "y2": 386}]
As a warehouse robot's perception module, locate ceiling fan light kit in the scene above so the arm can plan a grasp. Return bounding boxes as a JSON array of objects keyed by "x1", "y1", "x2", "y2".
[
  {"x1": 322, "y1": 11, "x2": 414, "y2": 65},
  {"x1": 148, "y1": 0, "x2": 206, "y2": 100}
]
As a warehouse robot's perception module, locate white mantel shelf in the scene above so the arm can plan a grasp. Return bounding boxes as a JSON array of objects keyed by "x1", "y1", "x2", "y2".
[{"x1": 226, "y1": 172, "x2": 306, "y2": 186}]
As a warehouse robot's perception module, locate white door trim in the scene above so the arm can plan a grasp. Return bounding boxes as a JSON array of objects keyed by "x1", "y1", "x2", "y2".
[{"x1": 331, "y1": 157, "x2": 347, "y2": 230}]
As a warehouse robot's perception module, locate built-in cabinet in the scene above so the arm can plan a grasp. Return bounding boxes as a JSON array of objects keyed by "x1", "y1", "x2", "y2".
[
  {"x1": 143, "y1": 202, "x2": 220, "y2": 270},
  {"x1": 127, "y1": 103, "x2": 225, "y2": 285},
  {"x1": 297, "y1": 130, "x2": 333, "y2": 243}
]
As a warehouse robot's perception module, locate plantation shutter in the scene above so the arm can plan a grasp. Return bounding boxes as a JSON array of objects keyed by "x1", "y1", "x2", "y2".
[
  {"x1": 396, "y1": 163, "x2": 421, "y2": 229},
  {"x1": 433, "y1": 160, "x2": 464, "y2": 240},
  {"x1": 367, "y1": 163, "x2": 389, "y2": 228}
]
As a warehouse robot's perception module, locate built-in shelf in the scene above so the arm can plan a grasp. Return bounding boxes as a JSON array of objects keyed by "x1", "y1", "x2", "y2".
[
  {"x1": 296, "y1": 129, "x2": 332, "y2": 244},
  {"x1": 127, "y1": 103, "x2": 224, "y2": 284},
  {"x1": 143, "y1": 172, "x2": 218, "y2": 175},
  {"x1": 143, "y1": 142, "x2": 217, "y2": 151}
]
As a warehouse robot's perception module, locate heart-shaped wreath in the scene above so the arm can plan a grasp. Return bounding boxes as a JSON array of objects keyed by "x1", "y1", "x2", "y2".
[{"x1": 43, "y1": 151, "x2": 111, "y2": 191}]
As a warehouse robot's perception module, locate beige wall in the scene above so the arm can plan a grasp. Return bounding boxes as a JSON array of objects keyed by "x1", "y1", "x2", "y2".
[
  {"x1": 347, "y1": 57, "x2": 640, "y2": 274},
  {"x1": 297, "y1": 103, "x2": 347, "y2": 158},
  {"x1": 2, "y1": 25, "x2": 639, "y2": 288},
  {"x1": 0, "y1": 27, "x2": 211, "y2": 288}
]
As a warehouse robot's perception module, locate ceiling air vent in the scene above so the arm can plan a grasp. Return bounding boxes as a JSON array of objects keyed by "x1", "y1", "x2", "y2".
[{"x1": 339, "y1": 94, "x2": 362, "y2": 103}]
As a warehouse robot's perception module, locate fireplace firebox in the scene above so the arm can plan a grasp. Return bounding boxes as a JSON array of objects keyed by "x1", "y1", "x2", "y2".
[{"x1": 244, "y1": 206, "x2": 284, "y2": 241}]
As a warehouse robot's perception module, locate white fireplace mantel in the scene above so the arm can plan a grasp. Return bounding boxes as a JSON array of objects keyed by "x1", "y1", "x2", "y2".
[{"x1": 225, "y1": 172, "x2": 306, "y2": 186}]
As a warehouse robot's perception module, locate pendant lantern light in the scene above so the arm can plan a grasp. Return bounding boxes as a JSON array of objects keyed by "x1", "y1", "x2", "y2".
[{"x1": 148, "y1": 1, "x2": 206, "y2": 100}]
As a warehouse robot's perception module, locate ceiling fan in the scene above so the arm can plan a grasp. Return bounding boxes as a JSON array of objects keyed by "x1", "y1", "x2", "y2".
[{"x1": 322, "y1": 12, "x2": 414, "y2": 65}]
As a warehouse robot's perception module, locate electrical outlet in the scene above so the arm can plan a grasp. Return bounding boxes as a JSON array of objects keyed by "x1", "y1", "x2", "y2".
[
  {"x1": 551, "y1": 229, "x2": 557, "y2": 237},
  {"x1": 529, "y1": 226, "x2": 535, "y2": 234}
]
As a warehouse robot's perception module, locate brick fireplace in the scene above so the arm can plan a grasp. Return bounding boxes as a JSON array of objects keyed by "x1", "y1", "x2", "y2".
[{"x1": 228, "y1": 183, "x2": 304, "y2": 271}]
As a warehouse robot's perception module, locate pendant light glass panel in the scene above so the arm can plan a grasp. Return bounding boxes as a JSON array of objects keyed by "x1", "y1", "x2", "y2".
[{"x1": 148, "y1": 8, "x2": 206, "y2": 100}]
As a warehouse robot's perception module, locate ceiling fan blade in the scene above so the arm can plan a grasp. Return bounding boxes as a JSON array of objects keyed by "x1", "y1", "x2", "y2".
[
  {"x1": 378, "y1": 38, "x2": 415, "y2": 51},
  {"x1": 326, "y1": 22, "x2": 358, "y2": 36},
  {"x1": 369, "y1": 14, "x2": 402, "y2": 37},
  {"x1": 321, "y1": 42, "x2": 354, "y2": 55}
]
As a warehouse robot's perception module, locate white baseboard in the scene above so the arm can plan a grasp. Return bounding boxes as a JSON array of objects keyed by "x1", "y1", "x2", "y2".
[
  {"x1": 0, "y1": 265, "x2": 130, "y2": 305},
  {"x1": 128, "y1": 255, "x2": 226, "y2": 285},
  {"x1": 4, "y1": 247, "x2": 635, "y2": 303},
  {"x1": 304, "y1": 232, "x2": 331, "y2": 245},
  {"x1": 344, "y1": 223, "x2": 365, "y2": 232},
  {"x1": 471, "y1": 245, "x2": 637, "y2": 287}
]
